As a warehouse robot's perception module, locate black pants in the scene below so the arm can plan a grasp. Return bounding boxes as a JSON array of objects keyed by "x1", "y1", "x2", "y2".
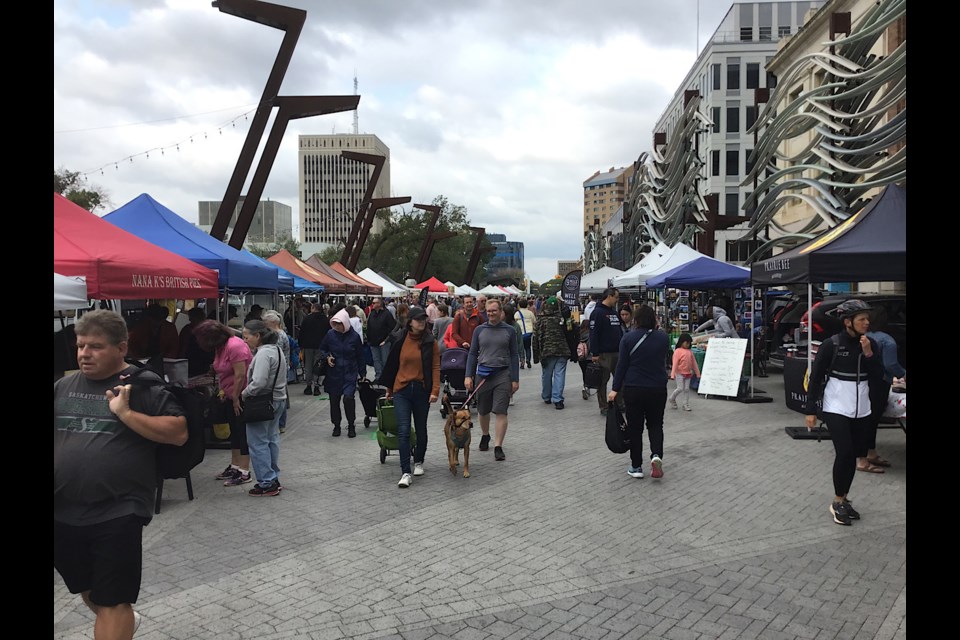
[
  {"x1": 219, "y1": 399, "x2": 248, "y2": 455},
  {"x1": 329, "y1": 392, "x2": 356, "y2": 428},
  {"x1": 823, "y1": 412, "x2": 871, "y2": 497},
  {"x1": 622, "y1": 386, "x2": 667, "y2": 469}
]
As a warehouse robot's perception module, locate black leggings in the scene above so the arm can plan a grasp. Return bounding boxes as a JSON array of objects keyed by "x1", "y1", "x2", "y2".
[
  {"x1": 823, "y1": 412, "x2": 871, "y2": 497},
  {"x1": 222, "y1": 399, "x2": 249, "y2": 456},
  {"x1": 329, "y1": 392, "x2": 356, "y2": 428}
]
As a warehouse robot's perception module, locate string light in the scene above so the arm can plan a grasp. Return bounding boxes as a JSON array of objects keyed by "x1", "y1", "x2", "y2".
[{"x1": 76, "y1": 104, "x2": 261, "y2": 178}]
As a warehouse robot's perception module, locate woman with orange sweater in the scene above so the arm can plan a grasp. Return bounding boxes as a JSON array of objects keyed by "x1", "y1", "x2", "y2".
[
  {"x1": 669, "y1": 333, "x2": 701, "y2": 411},
  {"x1": 379, "y1": 306, "x2": 441, "y2": 488}
]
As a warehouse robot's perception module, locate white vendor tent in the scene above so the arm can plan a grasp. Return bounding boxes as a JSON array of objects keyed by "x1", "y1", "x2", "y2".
[
  {"x1": 477, "y1": 284, "x2": 508, "y2": 296},
  {"x1": 54, "y1": 273, "x2": 88, "y2": 311},
  {"x1": 580, "y1": 266, "x2": 625, "y2": 294},
  {"x1": 357, "y1": 268, "x2": 410, "y2": 298},
  {"x1": 611, "y1": 243, "x2": 703, "y2": 289},
  {"x1": 455, "y1": 284, "x2": 479, "y2": 296}
]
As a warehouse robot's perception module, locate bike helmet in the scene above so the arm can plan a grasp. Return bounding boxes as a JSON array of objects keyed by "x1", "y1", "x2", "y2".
[{"x1": 836, "y1": 298, "x2": 872, "y2": 319}]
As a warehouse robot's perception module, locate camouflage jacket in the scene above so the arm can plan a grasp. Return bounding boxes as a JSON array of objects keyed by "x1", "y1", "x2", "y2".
[{"x1": 532, "y1": 301, "x2": 573, "y2": 362}]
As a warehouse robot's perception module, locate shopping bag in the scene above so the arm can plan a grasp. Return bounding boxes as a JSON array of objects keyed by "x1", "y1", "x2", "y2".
[
  {"x1": 604, "y1": 403, "x2": 630, "y2": 454},
  {"x1": 583, "y1": 362, "x2": 603, "y2": 389}
]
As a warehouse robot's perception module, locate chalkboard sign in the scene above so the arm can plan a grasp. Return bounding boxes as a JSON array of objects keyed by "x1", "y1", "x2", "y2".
[{"x1": 697, "y1": 338, "x2": 748, "y2": 397}]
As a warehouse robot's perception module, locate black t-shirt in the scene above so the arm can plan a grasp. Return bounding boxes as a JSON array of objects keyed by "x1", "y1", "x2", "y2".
[{"x1": 54, "y1": 365, "x2": 183, "y2": 525}]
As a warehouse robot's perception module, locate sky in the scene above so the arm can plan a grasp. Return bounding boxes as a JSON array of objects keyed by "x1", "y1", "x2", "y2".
[{"x1": 54, "y1": 0, "x2": 734, "y2": 284}]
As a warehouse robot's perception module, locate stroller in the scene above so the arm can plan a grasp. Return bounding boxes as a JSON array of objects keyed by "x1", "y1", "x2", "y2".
[
  {"x1": 376, "y1": 396, "x2": 416, "y2": 464},
  {"x1": 358, "y1": 377, "x2": 388, "y2": 428},
  {"x1": 439, "y1": 347, "x2": 470, "y2": 418}
]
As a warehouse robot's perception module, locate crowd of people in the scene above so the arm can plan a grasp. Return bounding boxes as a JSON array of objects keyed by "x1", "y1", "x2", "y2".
[{"x1": 54, "y1": 285, "x2": 904, "y2": 638}]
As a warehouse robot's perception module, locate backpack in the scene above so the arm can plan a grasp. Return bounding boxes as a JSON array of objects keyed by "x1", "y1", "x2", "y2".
[{"x1": 126, "y1": 366, "x2": 208, "y2": 480}]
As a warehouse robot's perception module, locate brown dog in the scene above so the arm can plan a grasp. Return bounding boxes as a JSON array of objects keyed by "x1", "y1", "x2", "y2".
[{"x1": 442, "y1": 394, "x2": 472, "y2": 477}]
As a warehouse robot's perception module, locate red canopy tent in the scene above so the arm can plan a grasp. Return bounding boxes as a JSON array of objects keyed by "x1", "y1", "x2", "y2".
[
  {"x1": 414, "y1": 276, "x2": 449, "y2": 293},
  {"x1": 53, "y1": 193, "x2": 219, "y2": 299},
  {"x1": 267, "y1": 250, "x2": 346, "y2": 293}
]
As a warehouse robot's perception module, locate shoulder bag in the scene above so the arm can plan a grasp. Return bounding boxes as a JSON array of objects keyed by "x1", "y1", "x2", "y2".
[{"x1": 240, "y1": 346, "x2": 280, "y2": 423}]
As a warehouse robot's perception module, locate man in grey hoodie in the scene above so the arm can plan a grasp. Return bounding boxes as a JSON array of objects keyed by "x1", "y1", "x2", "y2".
[
  {"x1": 696, "y1": 306, "x2": 739, "y2": 339},
  {"x1": 465, "y1": 298, "x2": 520, "y2": 461}
]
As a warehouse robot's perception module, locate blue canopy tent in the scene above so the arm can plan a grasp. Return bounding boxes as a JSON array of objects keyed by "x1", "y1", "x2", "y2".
[
  {"x1": 644, "y1": 256, "x2": 750, "y2": 289},
  {"x1": 104, "y1": 194, "x2": 281, "y2": 291}
]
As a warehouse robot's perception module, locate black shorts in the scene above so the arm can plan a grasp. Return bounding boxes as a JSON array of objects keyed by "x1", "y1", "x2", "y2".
[{"x1": 54, "y1": 514, "x2": 147, "y2": 607}]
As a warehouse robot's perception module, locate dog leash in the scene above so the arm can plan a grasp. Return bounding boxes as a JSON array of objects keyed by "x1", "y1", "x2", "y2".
[{"x1": 458, "y1": 377, "x2": 487, "y2": 409}]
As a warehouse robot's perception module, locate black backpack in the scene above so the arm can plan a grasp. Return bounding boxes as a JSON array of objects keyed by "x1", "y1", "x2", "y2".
[{"x1": 126, "y1": 365, "x2": 208, "y2": 479}]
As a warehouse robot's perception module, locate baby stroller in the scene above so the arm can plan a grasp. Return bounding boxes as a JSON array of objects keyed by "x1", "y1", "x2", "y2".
[
  {"x1": 439, "y1": 347, "x2": 470, "y2": 419},
  {"x1": 376, "y1": 396, "x2": 416, "y2": 464},
  {"x1": 358, "y1": 377, "x2": 388, "y2": 428}
]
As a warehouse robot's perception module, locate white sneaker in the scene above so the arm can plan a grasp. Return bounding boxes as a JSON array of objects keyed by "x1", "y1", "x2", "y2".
[
  {"x1": 398, "y1": 473, "x2": 412, "y2": 488},
  {"x1": 669, "y1": 400, "x2": 678, "y2": 410},
  {"x1": 683, "y1": 405, "x2": 692, "y2": 411},
  {"x1": 413, "y1": 463, "x2": 425, "y2": 476},
  {"x1": 133, "y1": 610, "x2": 142, "y2": 634},
  {"x1": 626, "y1": 466, "x2": 644, "y2": 478}
]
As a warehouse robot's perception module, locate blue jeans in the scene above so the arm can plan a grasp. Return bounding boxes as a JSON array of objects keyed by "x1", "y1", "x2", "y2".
[
  {"x1": 246, "y1": 398, "x2": 284, "y2": 487},
  {"x1": 370, "y1": 342, "x2": 391, "y2": 381},
  {"x1": 540, "y1": 356, "x2": 568, "y2": 404},
  {"x1": 393, "y1": 381, "x2": 430, "y2": 475}
]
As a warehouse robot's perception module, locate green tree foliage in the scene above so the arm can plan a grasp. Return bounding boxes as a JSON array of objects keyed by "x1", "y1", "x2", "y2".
[
  {"x1": 537, "y1": 278, "x2": 564, "y2": 297},
  {"x1": 247, "y1": 232, "x2": 302, "y2": 260},
  {"x1": 352, "y1": 196, "x2": 493, "y2": 286},
  {"x1": 54, "y1": 167, "x2": 110, "y2": 212}
]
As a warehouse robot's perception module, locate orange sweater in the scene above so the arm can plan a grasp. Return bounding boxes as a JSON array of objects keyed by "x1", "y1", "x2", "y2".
[{"x1": 393, "y1": 332, "x2": 441, "y2": 396}]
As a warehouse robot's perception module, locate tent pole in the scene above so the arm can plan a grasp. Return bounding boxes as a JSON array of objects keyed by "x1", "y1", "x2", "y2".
[
  {"x1": 807, "y1": 283, "x2": 813, "y2": 373},
  {"x1": 750, "y1": 286, "x2": 754, "y2": 397}
]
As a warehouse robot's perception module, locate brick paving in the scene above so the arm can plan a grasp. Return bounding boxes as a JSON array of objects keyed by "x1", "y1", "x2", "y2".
[{"x1": 54, "y1": 365, "x2": 906, "y2": 639}]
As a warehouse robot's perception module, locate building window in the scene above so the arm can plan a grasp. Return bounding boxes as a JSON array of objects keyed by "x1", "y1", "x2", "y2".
[
  {"x1": 726, "y1": 150, "x2": 739, "y2": 176},
  {"x1": 746, "y1": 63, "x2": 760, "y2": 89},
  {"x1": 740, "y1": 26, "x2": 753, "y2": 41},
  {"x1": 746, "y1": 105, "x2": 758, "y2": 130},
  {"x1": 745, "y1": 149, "x2": 755, "y2": 175},
  {"x1": 726, "y1": 107, "x2": 739, "y2": 133},
  {"x1": 711, "y1": 106, "x2": 721, "y2": 131},
  {"x1": 759, "y1": 26, "x2": 772, "y2": 41},
  {"x1": 727, "y1": 60, "x2": 740, "y2": 90},
  {"x1": 725, "y1": 192, "x2": 739, "y2": 216},
  {"x1": 778, "y1": 26, "x2": 791, "y2": 37},
  {"x1": 712, "y1": 150, "x2": 721, "y2": 177},
  {"x1": 711, "y1": 64, "x2": 721, "y2": 91}
]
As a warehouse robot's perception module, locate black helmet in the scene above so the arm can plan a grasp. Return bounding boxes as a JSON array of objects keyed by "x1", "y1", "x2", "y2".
[{"x1": 836, "y1": 298, "x2": 872, "y2": 319}]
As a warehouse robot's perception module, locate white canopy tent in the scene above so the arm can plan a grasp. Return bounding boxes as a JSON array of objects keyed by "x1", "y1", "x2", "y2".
[
  {"x1": 580, "y1": 266, "x2": 625, "y2": 294},
  {"x1": 611, "y1": 243, "x2": 703, "y2": 289},
  {"x1": 476, "y1": 284, "x2": 508, "y2": 296},
  {"x1": 54, "y1": 273, "x2": 88, "y2": 311},
  {"x1": 455, "y1": 284, "x2": 479, "y2": 296},
  {"x1": 357, "y1": 268, "x2": 410, "y2": 298}
]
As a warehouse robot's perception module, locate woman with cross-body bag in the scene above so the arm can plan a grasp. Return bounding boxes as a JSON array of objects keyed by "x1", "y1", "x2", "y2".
[
  {"x1": 607, "y1": 304, "x2": 670, "y2": 480},
  {"x1": 241, "y1": 320, "x2": 287, "y2": 497}
]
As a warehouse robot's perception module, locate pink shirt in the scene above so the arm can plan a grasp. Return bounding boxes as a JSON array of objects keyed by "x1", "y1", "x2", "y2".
[
  {"x1": 213, "y1": 336, "x2": 252, "y2": 397},
  {"x1": 671, "y1": 347, "x2": 701, "y2": 379}
]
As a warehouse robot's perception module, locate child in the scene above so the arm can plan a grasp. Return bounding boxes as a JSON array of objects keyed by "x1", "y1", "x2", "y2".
[{"x1": 669, "y1": 333, "x2": 700, "y2": 411}]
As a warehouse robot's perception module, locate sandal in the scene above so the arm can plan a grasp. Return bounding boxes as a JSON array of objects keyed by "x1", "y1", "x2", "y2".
[
  {"x1": 867, "y1": 456, "x2": 891, "y2": 467},
  {"x1": 856, "y1": 462, "x2": 885, "y2": 474}
]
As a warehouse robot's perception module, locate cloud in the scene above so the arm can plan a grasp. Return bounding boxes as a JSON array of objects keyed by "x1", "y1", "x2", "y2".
[{"x1": 54, "y1": 0, "x2": 733, "y2": 284}]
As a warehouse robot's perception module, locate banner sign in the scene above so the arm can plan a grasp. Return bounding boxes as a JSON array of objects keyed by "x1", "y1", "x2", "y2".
[
  {"x1": 417, "y1": 286, "x2": 429, "y2": 308},
  {"x1": 560, "y1": 270, "x2": 583, "y2": 309}
]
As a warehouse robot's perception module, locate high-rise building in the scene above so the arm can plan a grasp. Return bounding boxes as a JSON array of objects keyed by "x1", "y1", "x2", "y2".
[
  {"x1": 484, "y1": 233, "x2": 524, "y2": 278},
  {"x1": 582, "y1": 165, "x2": 635, "y2": 235},
  {"x1": 197, "y1": 197, "x2": 292, "y2": 247},
  {"x1": 298, "y1": 133, "x2": 391, "y2": 258},
  {"x1": 557, "y1": 260, "x2": 581, "y2": 278},
  {"x1": 649, "y1": 1, "x2": 825, "y2": 262}
]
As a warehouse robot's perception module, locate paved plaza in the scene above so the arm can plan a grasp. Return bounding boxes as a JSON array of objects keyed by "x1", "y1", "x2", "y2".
[{"x1": 54, "y1": 365, "x2": 906, "y2": 640}]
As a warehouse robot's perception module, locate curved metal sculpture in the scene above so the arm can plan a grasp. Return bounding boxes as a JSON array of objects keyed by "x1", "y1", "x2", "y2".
[{"x1": 740, "y1": 0, "x2": 906, "y2": 261}]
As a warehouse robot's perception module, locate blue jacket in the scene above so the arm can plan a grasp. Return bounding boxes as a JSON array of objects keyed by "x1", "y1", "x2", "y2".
[
  {"x1": 589, "y1": 302, "x2": 622, "y2": 355},
  {"x1": 319, "y1": 327, "x2": 364, "y2": 396},
  {"x1": 611, "y1": 328, "x2": 670, "y2": 391}
]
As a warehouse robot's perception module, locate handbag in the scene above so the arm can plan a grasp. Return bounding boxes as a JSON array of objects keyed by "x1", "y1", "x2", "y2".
[
  {"x1": 239, "y1": 346, "x2": 280, "y2": 424},
  {"x1": 313, "y1": 354, "x2": 328, "y2": 378},
  {"x1": 583, "y1": 362, "x2": 603, "y2": 389},
  {"x1": 604, "y1": 402, "x2": 631, "y2": 454}
]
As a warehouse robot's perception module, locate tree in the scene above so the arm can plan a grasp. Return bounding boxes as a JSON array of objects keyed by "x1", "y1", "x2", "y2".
[
  {"x1": 54, "y1": 167, "x2": 110, "y2": 212},
  {"x1": 537, "y1": 278, "x2": 564, "y2": 297},
  {"x1": 246, "y1": 232, "x2": 302, "y2": 260},
  {"x1": 352, "y1": 196, "x2": 494, "y2": 285}
]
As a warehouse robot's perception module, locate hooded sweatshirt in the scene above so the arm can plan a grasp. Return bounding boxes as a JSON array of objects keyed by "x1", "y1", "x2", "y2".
[
  {"x1": 532, "y1": 298, "x2": 572, "y2": 362},
  {"x1": 696, "y1": 306, "x2": 738, "y2": 338}
]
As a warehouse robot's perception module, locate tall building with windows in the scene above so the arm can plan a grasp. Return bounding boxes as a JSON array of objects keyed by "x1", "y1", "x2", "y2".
[
  {"x1": 557, "y1": 260, "x2": 581, "y2": 277},
  {"x1": 650, "y1": 1, "x2": 824, "y2": 263},
  {"x1": 298, "y1": 133, "x2": 391, "y2": 258},
  {"x1": 197, "y1": 197, "x2": 292, "y2": 247},
  {"x1": 484, "y1": 233, "x2": 524, "y2": 279},
  {"x1": 582, "y1": 166, "x2": 634, "y2": 235}
]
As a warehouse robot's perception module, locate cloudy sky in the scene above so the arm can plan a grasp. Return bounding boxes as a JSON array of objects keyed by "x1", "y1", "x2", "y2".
[{"x1": 54, "y1": 0, "x2": 733, "y2": 284}]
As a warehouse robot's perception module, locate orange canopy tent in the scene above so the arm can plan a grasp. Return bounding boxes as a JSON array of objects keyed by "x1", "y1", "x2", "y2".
[
  {"x1": 267, "y1": 249, "x2": 342, "y2": 293},
  {"x1": 330, "y1": 262, "x2": 382, "y2": 295}
]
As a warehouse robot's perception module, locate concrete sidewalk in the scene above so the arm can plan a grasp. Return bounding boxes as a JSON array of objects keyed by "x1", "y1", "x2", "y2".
[{"x1": 54, "y1": 365, "x2": 906, "y2": 640}]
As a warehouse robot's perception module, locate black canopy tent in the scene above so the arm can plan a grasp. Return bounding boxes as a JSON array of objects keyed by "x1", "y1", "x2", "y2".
[{"x1": 750, "y1": 183, "x2": 906, "y2": 436}]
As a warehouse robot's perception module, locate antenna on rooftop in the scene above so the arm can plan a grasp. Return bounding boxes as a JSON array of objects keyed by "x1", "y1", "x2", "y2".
[{"x1": 353, "y1": 72, "x2": 359, "y2": 135}]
